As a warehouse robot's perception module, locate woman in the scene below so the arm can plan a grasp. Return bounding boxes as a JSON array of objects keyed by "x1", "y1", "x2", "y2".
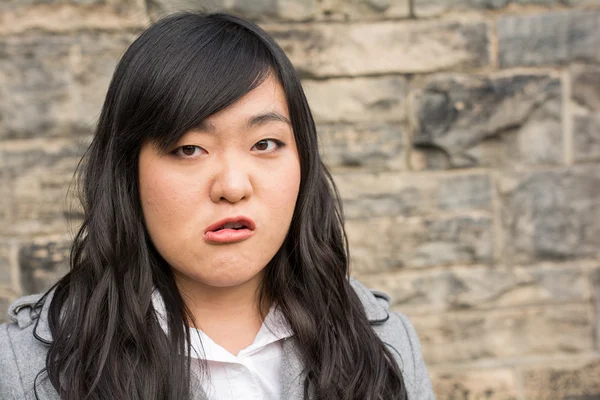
[{"x1": 0, "y1": 12, "x2": 435, "y2": 400}]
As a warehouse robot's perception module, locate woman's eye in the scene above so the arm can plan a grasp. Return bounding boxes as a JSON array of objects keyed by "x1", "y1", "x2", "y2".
[
  {"x1": 173, "y1": 145, "x2": 205, "y2": 158},
  {"x1": 252, "y1": 139, "x2": 283, "y2": 152}
]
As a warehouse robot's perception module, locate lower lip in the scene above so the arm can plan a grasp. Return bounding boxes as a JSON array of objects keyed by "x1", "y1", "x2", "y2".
[{"x1": 204, "y1": 228, "x2": 254, "y2": 244}]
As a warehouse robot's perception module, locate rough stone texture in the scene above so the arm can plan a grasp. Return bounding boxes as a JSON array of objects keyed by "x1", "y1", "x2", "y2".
[
  {"x1": 0, "y1": 3, "x2": 148, "y2": 35},
  {"x1": 335, "y1": 172, "x2": 491, "y2": 219},
  {"x1": 574, "y1": 115, "x2": 600, "y2": 162},
  {"x1": 437, "y1": 173, "x2": 491, "y2": 211},
  {"x1": 410, "y1": 74, "x2": 563, "y2": 168},
  {"x1": 499, "y1": 166, "x2": 600, "y2": 264},
  {"x1": 267, "y1": 20, "x2": 489, "y2": 77},
  {"x1": 414, "y1": 0, "x2": 563, "y2": 17},
  {"x1": 523, "y1": 358, "x2": 600, "y2": 400},
  {"x1": 313, "y1": 0, "x2": 409, "y2": 20},
  {"x1": 0, "y1": 139, "x2": 86, "y2": 236},
  {"x1": 571, "y1": 64, "x2": 600, "y2": 111},
  {"x1": 358, "y1": 263, "x2": 592, "y2": 314},
  {"x1": 319, "y1": 123, "x2": 406, "y2": 171},
  {"x1": 0, "y1": 242, "x2": 12, "y2": 287},
  {"x1": 0, "y1": 295, "x2": 10, "y2": 324},
  {"x1": 411, "y1": 303, "x2": 595, "y2": 365},
  {"x1": 149, "y1": 0, "x2": 408, "y2": 21},
  {"x1": 303, "y1": 76, "x2": 408, "y2": 123},
  {"x1": 347, "y1": 215, "x2": 493, "y2": 273},
  {"x1": 0, "y1": 33, "x2": 131, "y2": 140},
  {"x1": 571, "y1": 64, "x2": 600, "y2": 163},
  {"x1": 19, "y1": 237, "x2": 71, "y2": 294},
  {"x1": 431, "y1": 368, "x2": 518, "y2": 400},
  {"x1": 498, "y1": 11, "x2": 600, "y2": 68}
]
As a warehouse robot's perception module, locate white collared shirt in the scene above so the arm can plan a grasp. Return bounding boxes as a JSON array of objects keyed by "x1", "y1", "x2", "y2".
[{"x1": 152, "y1": 292, "x2": 293, "y2": 399}]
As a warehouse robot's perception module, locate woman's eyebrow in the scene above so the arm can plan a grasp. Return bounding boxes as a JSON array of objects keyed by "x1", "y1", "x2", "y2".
[
  {"x1": 191, "y1": 111, "x2": 291, "y2": 135},
  {"x1": 247, "y1": 111, "x2": 291, "y2": 128}
]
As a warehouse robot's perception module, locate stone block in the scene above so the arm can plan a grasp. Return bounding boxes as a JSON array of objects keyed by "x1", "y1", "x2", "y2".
[
  {"x1": 410, "y1": 73, "x2": 562, "y2": 168},
  {"x1": 437, "y1": 173, "x2": 491, "y2": 212},
  {"x1": 498, "y1": 11, "x2": 600, "y2": 68},
  {"x1": 430, "y1": 368, "x2": 518, "y2": 400},
  {"x1": 0, "y1": 35, "x2": 73, "y2": 139},
  {"x1": 0, "y1": 295, "x2": 11, "y2": 324},
  {"x1": 315, "y1": 0, "x2": 409, "y2": 20},
  {"x1": 0, "y1": 33, "x2": 130, "y2": 139},
  {"x1": 19, "y1": 237, "x2": 71, "y2": 294},
  {"x1": 319, "y1": 123, "x2": 406, "y2": 171},
  {"x1": 303, "y1": 76, "x2": 408, "y2": 123},
  {"x1": 410, "y1": 304, "x2": 594, "y2": 365},
  {"x1": 573, "y1": 115, "x2": 600, "y2": 163},
  {"x1": 0, "y1": 242, "x2": 12, "y2": 287},
  {"x1": 346, "y1": 215, "x2": 493, "y2": 273},
  {"x1": 335, "y1": 171, "x2": 491, "y2": 219},
  {"x1": 0, "y1": 3, "x2": 148, "y2": 35},
  {"x1": 149, "y1": 0, "x2": 408, "y2": 21},
  {"x1": 356, "y1": 263, "x2": 591, "y2": 314},
  {"x1": 571, "y1": 64, "x2": 600, "y2": 111},
  {"x1": 414, "y1": 0, "x2": 562, "y2": 17},
  {"x1": 0, "y1": 139, "x2": 86, "y2": 236},
  {"x1": 267, "y1": 20, "x2": 489, "y2": 77},
  {"x1": 522, "y1": 358, "x2": 600, "y2": 400},
  {"x1": 499, "y1": 166, "x2": 600, "y2": 264}
]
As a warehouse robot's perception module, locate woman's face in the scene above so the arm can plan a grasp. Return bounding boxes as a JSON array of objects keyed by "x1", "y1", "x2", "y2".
[{"x1": 138, "y1": 75, "x2": 301, "y2": 295}]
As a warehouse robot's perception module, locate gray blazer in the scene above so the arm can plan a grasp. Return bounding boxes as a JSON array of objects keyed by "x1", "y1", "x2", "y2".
[{"x1": 0, "y1": 279, "x2": 435, "y2": 399}]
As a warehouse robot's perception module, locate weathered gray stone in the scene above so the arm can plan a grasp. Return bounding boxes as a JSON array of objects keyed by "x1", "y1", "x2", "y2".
[
  {"x1": 499, "y1": 166, "x2": 600, "y2": 264},
  {"x1": 430, "y1": 368, "x2": 518, "y2": 400},
  {"x1": 0, "y1": 33, "x2": 129, "y2": 139},
  {"x1": 336, "y1": 172, "x2": 438, "y2": 218},
  {"x1": 71, "y1": 33, "x2": 132, "y2": 131},
  {"x1": 416, "y1": 216, "x2": 494, "y2": 268},
  {"x1": 498, "y1": 11, "x2": 600, "y2": 68},
  {"x1": 411, "y1": 303, "x2": 595, "y2": 365},
  {"x1": 149, "y1": 0, "x2": 408, "y2": 21},
  {"x1": 267, "y1": 20, "x2": 489, "y2": 77},
  {"x1": 574, "y1": 115, "x2": 600, "y2": 163},
  {"x1": 437, "y1": 173, "x2": 491, "y2": 211},
  {"x1": 0, "y1": 36, "x2": 73, "y2": 139},
  {"x1": 335, "y1": 172, "x2": 491, "y2": 219},
  {"x1": 319, "y1": 123, "x2": 406, "y2": 171},
  {"x1": 410, "y1": 74, "x2": 563, "y2": 168},
  {"x1": 414, "y1": 0, "x2": 562, "y2": 17},
  {"x1": 572, "y1": 64, "x2": 600, "y2": 111},
  {"x1": 148, "y1": 0, "x2": 316, "y2": 21},
  {"x1": 0, "y1": 2, "x2": 148, "y2": 34},
  {"x1": 346, "y1": 215, "x2": 493, "y2": 273},
  {"x1": 0, "y1": 139, "x2": 87, "y2": 236},
  {"x1": 0, "y1": 295, "x2": 10, "y2": 324},
  {"x1": 0, "y1": 242, "x2": 12, "y2": 287},
  {"x1": 357, "y1": 263, "x2": 591, "y2": 314},
  {"x1": 523, "y1": 358, "x2": 600, "y2": 400},
  {"x1": 315, "y1": 0, "x2": 409, "y2": 20},
  {"x1": 303, "y1": 76, "x2": 408, "y2": 123},
  {"x1": 19, "y1": 237, "x2": 70, "y2": 293}
]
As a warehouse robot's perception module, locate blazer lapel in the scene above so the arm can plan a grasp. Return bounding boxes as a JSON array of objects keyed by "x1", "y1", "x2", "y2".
[{"x1": 280, "y1": 337, "x2": 308, "y2": 400}]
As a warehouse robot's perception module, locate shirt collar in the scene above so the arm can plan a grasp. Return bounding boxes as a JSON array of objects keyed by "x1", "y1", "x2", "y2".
[{"x1": 151, "y1": 289, "x2": 293, "y2": 360}]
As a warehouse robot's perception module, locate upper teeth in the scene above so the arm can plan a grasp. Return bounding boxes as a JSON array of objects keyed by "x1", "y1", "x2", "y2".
[{"x1": 222, "y1": 222, "x2": 244, "y2": 229}]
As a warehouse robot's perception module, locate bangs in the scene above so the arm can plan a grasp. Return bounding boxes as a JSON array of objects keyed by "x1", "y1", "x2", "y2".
[{"x1": 115, "y1": 13, "x2": 276, "y2": 153}]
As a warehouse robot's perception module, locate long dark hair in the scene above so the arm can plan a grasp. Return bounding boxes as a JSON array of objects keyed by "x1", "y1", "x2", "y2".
[{"x1": 44, "y1": 12, "x2": 407, "y2": 400}]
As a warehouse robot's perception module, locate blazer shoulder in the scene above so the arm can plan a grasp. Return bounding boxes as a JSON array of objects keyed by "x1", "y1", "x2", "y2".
[
  {"x1": 350, "y1": 278, "x2": 436, "y2": 400},
  {"x1": 1, "y1": 293, "x2": 53, "y2": 399}
]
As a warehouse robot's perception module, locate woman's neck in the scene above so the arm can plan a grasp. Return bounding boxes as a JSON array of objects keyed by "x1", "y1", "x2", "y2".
[{"x1": 175, "y1": 274, "x2": 269, "y2": 356}]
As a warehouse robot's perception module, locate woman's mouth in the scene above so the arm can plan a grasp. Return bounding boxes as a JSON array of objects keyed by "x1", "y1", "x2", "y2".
[{"x1": 204, "y1": 216, "x2": 255, "y2": 244}]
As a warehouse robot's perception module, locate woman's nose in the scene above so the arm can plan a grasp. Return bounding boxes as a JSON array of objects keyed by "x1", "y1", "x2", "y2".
[{"x1": 209, "y1": 156, "x2": 253, "y2": 204}]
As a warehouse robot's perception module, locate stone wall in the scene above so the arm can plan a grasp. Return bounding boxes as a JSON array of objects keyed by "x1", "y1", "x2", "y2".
[{"x1": 1, "y1": 0, "x2": 599, "y2": 398}]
